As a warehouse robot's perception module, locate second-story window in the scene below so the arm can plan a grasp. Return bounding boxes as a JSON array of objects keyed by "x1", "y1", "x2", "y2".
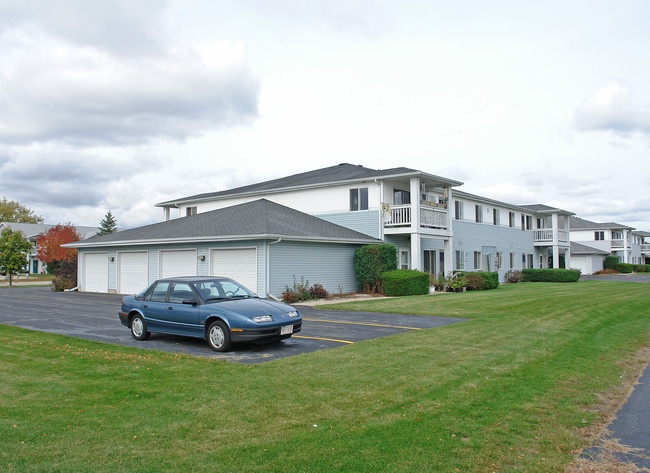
[
  {"x1": 393, "y1": 189, "x2": 411, "y2": 205},
  {"x1": 493, "y1": 208, "x2": 500, "y2": 225},
  {"x1": 509, "y1": 212, "x2": 515, "y2": 228},
  {"x1": 350, "y1": 188, "x2": 368, "y2": 211},
  {"x1": 475, "y1": 205, "x2": 483, "y2": 223},
  {"x1": 454, "y1": 201, "x2": 464, "y2": 220},
  {"x1": 595, "y1": 231, "x2": 605, "y2": 241},
  {"x1": 186, "y1": 206, "x2": 197, "y2": 216},
  {"x1": 526, "y1": 216, "x2": 533, "y2": 230}
]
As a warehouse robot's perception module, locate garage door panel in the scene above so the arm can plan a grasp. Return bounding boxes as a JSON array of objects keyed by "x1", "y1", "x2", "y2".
[
  {"x1": 211, "y1": 248, "x2": 258, "y2": 293},
  {"x1": 84, "y1": 252, "x2": 108, "y2": 293},
  {"x1": 160, "y1": 250, "x2": 197, "y2": 279},
  {"x1": 118, "y1": 251, "x2": 148, "y2": 294}
]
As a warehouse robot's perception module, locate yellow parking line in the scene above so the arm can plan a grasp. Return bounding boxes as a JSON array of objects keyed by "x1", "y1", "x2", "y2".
[
  {"x1": 293, "y1": 335, "x2": 354, "y2": 344},
  {"x1": 302, "y1": 318, "x2": 422, "y2": 331}
]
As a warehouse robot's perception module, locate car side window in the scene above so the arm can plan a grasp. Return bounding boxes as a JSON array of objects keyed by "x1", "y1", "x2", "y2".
[
  {"x1": 169, "y1": 283, "x2": 195, "y2": 304},
  {"x1": 148, "y1": 282, "x2": 170, "y2": 302}
]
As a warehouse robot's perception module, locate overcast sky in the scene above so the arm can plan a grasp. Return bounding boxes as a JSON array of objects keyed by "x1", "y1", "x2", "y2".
[{"x1": 1, "y1": 0, "x2": 649, "y2": 231}]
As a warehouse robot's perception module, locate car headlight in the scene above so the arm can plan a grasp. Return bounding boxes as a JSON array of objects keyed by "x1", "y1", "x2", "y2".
[
  {"x1": 252, "y1": 315, "x2": 273, "y2": 323},
  {"x1": 287, "y1": 311, "x2": 299, "y2": 318}
]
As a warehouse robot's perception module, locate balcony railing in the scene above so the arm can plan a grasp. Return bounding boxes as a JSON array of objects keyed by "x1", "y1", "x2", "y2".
[
  {"x1": 642, "y1": 244, "x2": 650, "y2": 253},
  {"x1": 383, "y1": 203, "x2": 448, "y2": 230},
  {"x1": 610, "y1": 239, "x2": 625, "y2": 249},
  {"x1": 533, "y1": 229, "x2": 569, "y2": 243}
]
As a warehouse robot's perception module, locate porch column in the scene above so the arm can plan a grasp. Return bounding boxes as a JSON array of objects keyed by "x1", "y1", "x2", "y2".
[
  {"x1": 623, "y1": 229, "x2": 630, "y2": 263},
  {"x1": 552, "y1": 213, "x2": 560, "y2": 268},
  {"x1": 409, "y1": 177, "x2": 421, "y2": 230},
  {"x1": 411, "y1": 233, "x2": 421, "y2": 271},
  {"x1": 444, "y1": 238, "x2": 452, "y2": 276}
]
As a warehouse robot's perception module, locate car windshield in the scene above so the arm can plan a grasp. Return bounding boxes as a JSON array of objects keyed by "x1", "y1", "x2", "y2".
[{"x1": 191, "y1": 279, "x2": 257, "y2": 303}]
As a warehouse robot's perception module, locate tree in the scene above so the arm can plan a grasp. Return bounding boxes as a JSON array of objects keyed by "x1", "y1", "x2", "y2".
[
  {"x1": 36, "y1": 224, "x2": 80, "y2": 264},
  {"x1": 36, "y1": 224, "x2": 81, "y2": 291},
  {"x1": 0, "y1": 228, "x2": 32, "y2": 286},
  {"x1": 0, "y1": 196, "x2": 44, "y2": 223},
  {"x1": 97, "y1": 210, "x2": 118, "y2": 236}
]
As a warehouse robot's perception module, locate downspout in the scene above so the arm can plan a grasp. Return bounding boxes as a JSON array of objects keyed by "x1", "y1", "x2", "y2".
[{"x1": 266, "y1": 237, "x2": 282, "y2": 300}]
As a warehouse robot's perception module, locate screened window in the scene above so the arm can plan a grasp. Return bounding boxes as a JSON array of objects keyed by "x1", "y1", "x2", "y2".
[
  {"x1": 186, "y1": 206, "x2": 197, "y2": 216},
  {"x1": 475, "y1": 205, "x2": 483, "y2": 223},
  {"x1": 495, "y1": 252, "x2": 503, "y2": 270},
  {"x1": 394, "y1": 189, "x2": 411, "y2": 205},
  {"x1": 509, "y1": 212, "x2": 516, "y2": 228},
  {"x1": 349, "y1": 188, "x2": 369, "y2": 211},
  {"x1": 473, "y1": 251, "x2": 482, "y2": 270},
  {"x1": 595, "y1": 231, "x2": 605, "y2": 241},
  {"x1": 454, "y1": 201, "x2": 464, "y2": 220},
  {"x1": 493, "y1": 208, "x2": 500, "y2": 225},
  {"x1": 455, "y1": 250, "x2": 464, "y2": 270}
]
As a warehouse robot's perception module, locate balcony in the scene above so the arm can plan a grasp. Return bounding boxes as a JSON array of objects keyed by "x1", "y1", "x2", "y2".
[
  {"x1": 610, "y1": 239, "x2": 625, "y2": 249},
  {"x1": 533, "y1": 229, "x2": 569, "y2": 243},
  {"x1": 383, "y1": 203, "x2": 448, "y2": 231},
  {"x1": 642, "y1": 244, "x2": 650, "y2": 254}
]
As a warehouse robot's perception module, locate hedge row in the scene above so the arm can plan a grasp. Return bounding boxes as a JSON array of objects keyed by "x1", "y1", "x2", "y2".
[
  {"x1": 633, "y1": 264, "x2": 648, "y2": 272},
  {"x1": 604, "y1": 256, "x2": 619, "y2": 270},
  {"x1": 381, "y1": 270, "x2": 429, "y2": 296},
  {"x1": 455, "y1": 271, "x2": 500, "y2": 290},
  {"x1": 354, "y1": 244, "x2": 397, "y2": 292},
  {"x1": 522, "y1": 268, "x2": 581, "y2": 282},
  {"x1": 616, "y1": 263, "x2": 634, "y2": 274}
]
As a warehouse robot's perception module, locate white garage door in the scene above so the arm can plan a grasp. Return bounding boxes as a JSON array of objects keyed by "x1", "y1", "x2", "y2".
[
  {"x1": 83, "y1": 252, "x2": 108, "y2": 293},
  {"x1": 211, "y1": 248, "x2": 258, "y2": 293},
  {"x1": 118, "y1": 251, "x2": 149, "y2": 294},
  {"x1": 159, "y1": 250, "x2": 197, "y2": 279}
]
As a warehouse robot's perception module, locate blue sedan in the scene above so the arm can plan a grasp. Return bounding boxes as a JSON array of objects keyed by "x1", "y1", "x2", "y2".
[{"x1": 119, "y1": 277, "x2": 302, "y2": 352}]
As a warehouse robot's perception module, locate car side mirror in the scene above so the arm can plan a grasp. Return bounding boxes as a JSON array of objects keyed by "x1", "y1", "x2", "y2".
[{"x1": 182, "y1": 298, "x2": 198, "y2": 305}]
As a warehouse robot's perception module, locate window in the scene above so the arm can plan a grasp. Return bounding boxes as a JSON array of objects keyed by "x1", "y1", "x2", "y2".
[
  {"x1": 495, "y1": 252, "x2": 503, "y2": 270},
  {"x1": 169, "y1": 283, "x2": 194, "y2": 304},
  {"x1": 509, "y1": 252, "x2": 515, "y2": 269},
  {"x1": 475, "y1": 205, "x2": 483, "y2": 223},
  {"x1": 147, "y1": 282, "x2": 170, "y2": 302},
  {"x1": 522, "y1": 254, "x2": 527, "y2": 268},
  {"x1": 439, "y1": 251, "x2": 445, "y2": 275},
  {"x1": 454, "y1": 201, "x2": 464, "y2": 220},
  {"x1": 399, "y1": 249, "x2": 410, "y2": 269},
  {"x1": 186, "y1": 206, "x2": 197, "y2": 216},
  {"x1": 526, "y1": 215, "x2": 533, "y2": 230},
  {"x1": 595, "y1": 231, "x2": 605, "y2": 241},
  {"x1": 455, "y1": 250, "x2": 464, "y2": 270},
  {"x1": 536, "y1": 218, "x2": 544, "y2": 229},
  {"x1": 424, "y1": 250, "x2": 436, "y2": 275},
  {"x1": 473, "y1": 251, "x2": 482, "y2": 270},
  {"x1": 509, "y1": 212, "x2": 516, "y2": 228},
  {"x1": 493, "y1": 208, "x2": 500, "y2": 225},
  {"x1": 528, "y1": 254, "x2": 534, "y2": 268},
  {"x1": 393, "y1": 189, "x2": 411, "y2": 205},
  {"x1": 349, "y1": 188, "x2": 369, "y2": 211}
]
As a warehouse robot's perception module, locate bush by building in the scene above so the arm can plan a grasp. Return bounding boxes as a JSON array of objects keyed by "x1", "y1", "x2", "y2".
[
  {"x1": 615, "y1": 263, "x2": 634, "y2": 274},
  {"x1": 454, "y1": 271, "x2": 500, "y2": 290},
  {"x1": 522, "y1": 268, "x2": 581, "y2": 282},
  {"x1": 604, "y1": 256, "x2": 619, "y2": 270},
  {"x1": 381, "y1": 270, "x2": 429, "y2": 296},
  {"x1": 354, "y1": 244, "x2": 397, "y2": 293}
]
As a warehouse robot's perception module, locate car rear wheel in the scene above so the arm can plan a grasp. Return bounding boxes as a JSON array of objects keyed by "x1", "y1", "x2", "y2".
[
  {"x1": 207, "y1": 320, "x2": 231, "y2": 352},
  {"x1": 131, "y1": 314, "x2": 150, "y2": 341}
]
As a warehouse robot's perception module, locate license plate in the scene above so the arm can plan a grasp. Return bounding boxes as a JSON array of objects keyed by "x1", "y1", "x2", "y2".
[{"x1": 280, "y1": 324, "x2": 293, "y2": 335}]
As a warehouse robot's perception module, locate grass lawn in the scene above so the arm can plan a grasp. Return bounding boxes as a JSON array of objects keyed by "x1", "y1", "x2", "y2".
[{"x1": 1, "y1": 280, "x2": 649, "y2": 472}]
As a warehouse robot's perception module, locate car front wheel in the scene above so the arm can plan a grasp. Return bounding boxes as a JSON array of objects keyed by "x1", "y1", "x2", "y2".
[
  {"x1": 207, "y1": 320, "x2": 232, "y2": 352},
  {"x1": 131, "y1": 314, "x2": 150, "y2": 341}
]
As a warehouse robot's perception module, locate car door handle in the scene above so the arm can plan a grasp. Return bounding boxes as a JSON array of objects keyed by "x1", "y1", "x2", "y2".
[
  {"x1": 144, "y1": 305, "x2": 148, "y2": 308},
  {"x1": 168, "y1": 306, "x2": 173, "y2": 310}
]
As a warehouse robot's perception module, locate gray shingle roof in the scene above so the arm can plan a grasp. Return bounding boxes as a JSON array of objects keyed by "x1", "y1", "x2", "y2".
[
  {"x1": 69, "y1": 199, "x2": 379, "y2": 248},
  {"x1": 0, "y1": 222, "x2": 99, "y2": 239},
  {"x1": 570, "y1": 241, "x2": 610, "y2": 255},
  {"x1": 518, "y1": 204, "x2": 574, "y2": 215},
  {"x1": 156, "y1": 163, "x2": 462, "y2": 207},
  {"x1": 569, "y1": 216, "x2": 633, "y2": 231}
]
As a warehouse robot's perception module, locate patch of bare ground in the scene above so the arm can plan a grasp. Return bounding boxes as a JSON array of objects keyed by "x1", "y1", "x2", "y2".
[{"x1": 567, "y1": 347, "x2": 650, "y2": 473}]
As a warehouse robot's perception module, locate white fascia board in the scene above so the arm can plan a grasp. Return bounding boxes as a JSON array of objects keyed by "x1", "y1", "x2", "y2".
[
  {"x1": 452, "y1": 190, "x2": 540, "y2": 213},
  {"x1": 64, "y1": 234, "x2": 378, "y2": 248},
  {"x1": 156, "y1": 172, "x2": 464, "y2": 207}
]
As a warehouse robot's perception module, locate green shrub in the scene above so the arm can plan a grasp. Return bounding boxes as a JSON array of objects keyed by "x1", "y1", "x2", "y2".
[
  {"x1": 604, "y1": 256, "x2": 619, "y2": 270},
  {"x1": 381, "y1": 270, "x2": 429, "y2": 296},
  {"x1": 282, "y1": 276, "x2": 313, "y2": 303},
  {"x1": 522, "y1": 268, "x2": 581, "y2": 282},
  {"x1": 454, "y1": 271, "x2": 499, "y2": 290},
  {"x1": 463, "y1": 272, "x2": 485, "y2": 291},
  {"x1": 505, "y1": 269, "x2": 523, "y2": 283},
  {"x1": 354, "y1": 244, "x2": 397, "y2": 293},
  {"x1": 633, "y1": 264, "x2": 647, "y2": 273},
  {"x1": 477, "y1": 271, "x2": 500, "y2": 290},
  {"x1": 616, "y1": 263, "x2": 634, "y2": 274}
]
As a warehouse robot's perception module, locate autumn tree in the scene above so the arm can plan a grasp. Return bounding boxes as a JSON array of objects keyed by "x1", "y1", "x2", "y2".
[
  {"x1": 97, "y1": 210, "x2": 118, "y2": 236},
  {"x1": 0, "y1": 196, "x2": 44, "y2": 223},
  {"x1": 0, "y1": 228, "x2": 32, "y2": 286},
  {"x1": 36, "y1": 224, "x2": 81, "y2": 291}
]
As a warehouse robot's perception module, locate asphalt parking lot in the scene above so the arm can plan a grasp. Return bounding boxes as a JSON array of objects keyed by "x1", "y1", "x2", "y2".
[{"x1": 0, "y1": 287, "x2": 465, "y2": 364}]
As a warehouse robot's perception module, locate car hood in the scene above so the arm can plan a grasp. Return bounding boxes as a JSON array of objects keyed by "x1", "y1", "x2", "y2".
[{"x1": 209, "y1": 298, "x2": 298, "y2": 317}]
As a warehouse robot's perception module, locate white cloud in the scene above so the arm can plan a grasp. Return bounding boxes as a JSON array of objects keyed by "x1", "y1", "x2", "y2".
[{"x1": 573, "y1": 81, "x2": 650, "y2": 134}]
